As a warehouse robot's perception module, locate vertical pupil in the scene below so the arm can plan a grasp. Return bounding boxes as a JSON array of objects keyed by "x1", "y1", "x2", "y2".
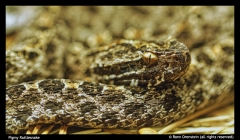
[{"x1": 148, "y1": 54, "x2": 151, "y2": 65}]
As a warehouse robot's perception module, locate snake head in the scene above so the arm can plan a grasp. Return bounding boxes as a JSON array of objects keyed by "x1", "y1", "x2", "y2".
[{"x1": 90, "y1": 39, "x2": 191, "y2": 87}]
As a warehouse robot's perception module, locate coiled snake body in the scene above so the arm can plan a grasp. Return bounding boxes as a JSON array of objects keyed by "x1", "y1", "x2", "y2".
[{"x1": 6, "y1": 6, "x2": 234, "y2": 134}]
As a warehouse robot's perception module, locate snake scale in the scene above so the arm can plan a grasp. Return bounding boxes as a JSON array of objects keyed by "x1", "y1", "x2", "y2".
[{"x1": 6, "y1": 6, "x2": 234, "y2": 134}]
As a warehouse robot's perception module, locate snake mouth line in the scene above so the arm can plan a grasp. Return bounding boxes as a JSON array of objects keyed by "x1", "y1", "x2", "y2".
[{"x1": 97, "y1": 67, "x2": 188, "y2": 87}]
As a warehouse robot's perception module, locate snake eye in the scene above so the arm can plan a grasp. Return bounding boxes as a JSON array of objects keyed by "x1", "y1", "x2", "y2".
[{"x1": 142, "y1": 52, "x2": 158, "y2": 66}]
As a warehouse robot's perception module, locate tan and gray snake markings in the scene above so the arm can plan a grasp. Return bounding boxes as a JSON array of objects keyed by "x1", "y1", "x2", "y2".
[{"x1": 6, "y1": 6, "x2": 234, "y2": 134}]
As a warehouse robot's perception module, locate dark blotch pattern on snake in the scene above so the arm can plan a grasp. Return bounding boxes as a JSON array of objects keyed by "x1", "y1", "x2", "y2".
[{"x1": 6, "y1": 6, "x2": 234, "y2": 134}]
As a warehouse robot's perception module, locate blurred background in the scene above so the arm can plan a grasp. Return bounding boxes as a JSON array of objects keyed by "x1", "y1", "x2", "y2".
[{"x1": 6, "y1": 6, "x2": 234, "y2": 49}]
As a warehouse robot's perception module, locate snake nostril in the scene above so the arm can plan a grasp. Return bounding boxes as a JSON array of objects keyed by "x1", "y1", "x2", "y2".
[{"x1": 142, "y1": 52, "x2": 158, "y2": 67}]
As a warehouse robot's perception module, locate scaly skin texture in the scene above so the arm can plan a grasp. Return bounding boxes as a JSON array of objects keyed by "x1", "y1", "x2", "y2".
[{"x1": 6, "y1": 6, "x2": 234, "y2": 134}]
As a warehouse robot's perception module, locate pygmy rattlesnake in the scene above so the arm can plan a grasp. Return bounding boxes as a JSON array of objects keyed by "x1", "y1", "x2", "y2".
[{"x1": 6, "y1": 6, "x2": 234, "y2": 134}]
